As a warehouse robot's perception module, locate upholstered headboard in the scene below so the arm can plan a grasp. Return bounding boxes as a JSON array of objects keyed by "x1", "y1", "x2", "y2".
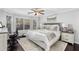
[{"x1": 42, "y1": 23, "x2": 61, "y2": 31}]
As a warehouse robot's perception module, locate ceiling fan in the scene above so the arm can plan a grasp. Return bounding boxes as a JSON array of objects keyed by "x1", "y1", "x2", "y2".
[{"x1": 28, "y1": 8, "x2": 45, "y2": 16}]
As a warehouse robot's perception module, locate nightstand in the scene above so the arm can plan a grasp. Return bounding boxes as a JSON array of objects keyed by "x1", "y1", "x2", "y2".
[{"x1": 61, "y1": 32, "x2": 74, "y2": 45}]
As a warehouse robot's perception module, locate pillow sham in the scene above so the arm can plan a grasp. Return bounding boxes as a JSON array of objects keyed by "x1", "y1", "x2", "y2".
[
  {"x1": 42, "y1": 25, "x2": 59, "y2": 31},
  {"x1": 49, "y1": 25, "x2": 59, "y2": 31}
]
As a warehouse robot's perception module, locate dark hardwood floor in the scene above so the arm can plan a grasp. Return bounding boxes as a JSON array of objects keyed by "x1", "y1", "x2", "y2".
[
  {"x1": 14, "y1": 42, "x2": 24, "y2": 51},
  {"x1": 65, "y1": 43, "x2": 79, "y2": 51},
  {"x1": 65, "y1": 43, "x2": 74, "y2": 51},
  {"x1": 7, "y1": 41, "x2": 24, "y2": 51},
  {"x1": 74, "y1": 43, "x2": 79, "y2": 51}
]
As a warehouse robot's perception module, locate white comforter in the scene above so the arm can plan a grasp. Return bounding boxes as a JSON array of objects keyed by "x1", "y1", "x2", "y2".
[{"x1": 26, "y1": 29, "x2": 60, "y2": 51}]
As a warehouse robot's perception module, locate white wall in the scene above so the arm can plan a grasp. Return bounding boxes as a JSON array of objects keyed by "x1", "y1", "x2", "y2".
[
  {"x1": 0, "y1": 10, "x2": 7, "y2": 26},
  {"x1": 57, "y1": 9, "x2": 79, "y2": 44}
]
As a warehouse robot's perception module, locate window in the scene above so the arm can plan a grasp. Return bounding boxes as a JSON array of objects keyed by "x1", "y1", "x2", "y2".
[
  {"x1": 16, "y1": 18, "x2": 31, "y2": 30},
  {"x1": 24, "y1": 19, "x2": 30, "y2": 29},
  {"x1": 16, "y1": 18, "x2": 23, "y2": 30}
]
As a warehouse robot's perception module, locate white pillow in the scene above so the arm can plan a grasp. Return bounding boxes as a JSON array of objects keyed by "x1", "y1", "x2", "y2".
[
  {"x1": 42, "y1": 25, "x2": 50, "y2": 30},
  {"x1": 42, "y1": 25, "x2": 59, "y2": 31},
  {"x1": 49, "y1": 25, "x2": 59, "y2": 31}
]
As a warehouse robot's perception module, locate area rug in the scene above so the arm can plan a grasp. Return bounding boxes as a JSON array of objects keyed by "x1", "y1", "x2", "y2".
[
  {"x1": 50, "y1": 41, "x2": 67, "y2": 51},
  {"x1": 18, "y1": 38, "x2": 68, "y2": 51}
]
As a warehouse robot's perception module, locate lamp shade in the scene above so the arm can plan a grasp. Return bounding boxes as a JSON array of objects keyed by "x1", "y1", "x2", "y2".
[{"x1": 0, "y1": 23, "x2": 2, "y2": 28}]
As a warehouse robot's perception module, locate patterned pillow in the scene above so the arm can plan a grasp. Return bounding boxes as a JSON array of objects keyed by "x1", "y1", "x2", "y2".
[
  {"x1": 42, "y1": 25, "x2": 59, "y2": 31},
  {"x1": 49, "y1": 25, "x2": 59, "y2": 31},
  {"x1": 43, "y1": 25, "x2": 50, "y2": 30}
]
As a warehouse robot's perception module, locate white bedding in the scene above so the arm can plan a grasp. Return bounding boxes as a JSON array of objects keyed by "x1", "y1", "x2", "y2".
[{"x1": 26, "y1": 29, "x2": 60, "y2": 51}]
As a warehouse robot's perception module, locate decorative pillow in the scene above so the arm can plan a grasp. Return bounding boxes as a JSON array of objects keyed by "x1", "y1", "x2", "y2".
[
  {"x1": 42, "y1": 25, "x2": 59, "y2": 31},
  {"x1": 49, "y1": 25, "x2": 59, "y2": 31},
  {"x1": 47, "y1": 33, "x2": 56, "y2": 41},
  {"x1": 42, "y1": 25, "x2": 50, "y2": 30}
]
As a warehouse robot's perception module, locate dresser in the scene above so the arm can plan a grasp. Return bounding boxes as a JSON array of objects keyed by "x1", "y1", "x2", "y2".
[
  {"x1": 61, "y1": 32, "x2": 74, "y2": 44},
  {"x1": 0, "y1": 32, "x2": 8, "y2": 51},
  {"x1": 0, "y1": 28, "x2": 8, "y2": 51}
]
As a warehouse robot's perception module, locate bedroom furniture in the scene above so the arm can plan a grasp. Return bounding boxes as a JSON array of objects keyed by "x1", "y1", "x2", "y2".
[
  {"x1": 8, "y1": 34, "x2": 18, "y2": 51},
  {"x1": 0, "y1": 27, "x2": 8, "y2": 51},
  {"x1": 18, "y1": 30, "x2": 28, "y2": 36},
  {"x1": 17, "y1": 23, "x2": 61, "y2": 51},
  {"x1": 8, "y1": 29, "x2": 26, "y2": 51},
  {"x1": 27, "y1": 29, "x2": 60, "y2": 51},
  {"x1": 26, "y1": 22, "x2": 61, "y2": 51},
  {"x1": 61, "y1": 23, "x2": 74, "y2": 33},
  {"x1": 61, "y1": 32, "x2": 74, "y2": 45},
  {"x1": 0, "y1": 32, "x2": 8, "y2": 51}
]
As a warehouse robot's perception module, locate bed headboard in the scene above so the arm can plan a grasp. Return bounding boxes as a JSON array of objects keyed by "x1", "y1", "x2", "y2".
[
  {"x1": 44, "y1": 23, "x2": 60, "y2": 25},
  {"x1": 42, "y1": 23, "x2": 61, "y2": 31}
]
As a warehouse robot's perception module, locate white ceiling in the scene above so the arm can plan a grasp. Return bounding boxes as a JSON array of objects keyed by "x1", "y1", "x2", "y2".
[{"x1": 0, "y1": 8, "x2": 78, "y2": 16}]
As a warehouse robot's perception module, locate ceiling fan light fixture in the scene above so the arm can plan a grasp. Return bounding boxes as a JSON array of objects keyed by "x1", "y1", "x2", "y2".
[{"x1": 28, "y1": 8, "x2": 45, "y2": 16}]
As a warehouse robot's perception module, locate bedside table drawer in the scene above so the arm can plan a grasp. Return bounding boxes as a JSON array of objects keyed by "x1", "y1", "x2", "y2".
[
  {"x1": 61, "y1": 32, "x2": 74, "y2": 44},
  {"x1": 62, "y1": 36, "x2": 69, "y2": 41},
  {"x1": 62, "y1": 35, "x2": 74, "y2": 39}
]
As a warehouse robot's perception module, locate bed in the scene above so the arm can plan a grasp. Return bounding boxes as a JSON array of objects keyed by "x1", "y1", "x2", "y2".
[{"x1": 26, "y1": 23, "x2": 61, "y2": 51}]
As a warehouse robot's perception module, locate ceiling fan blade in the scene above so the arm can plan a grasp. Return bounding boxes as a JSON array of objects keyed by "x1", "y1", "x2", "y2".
[
  {"x1": 39, "y1": 10, "x2": 44, "y2": 12},
  {"x1": 31, "y1": 8, "x2": 37, "y2": 12},
  {"x1": 39, "y1": 12, "x2": 44, "y2": 15},
  {"x1": 28, "y1": 12, "x2": 34, "y2": 14}
]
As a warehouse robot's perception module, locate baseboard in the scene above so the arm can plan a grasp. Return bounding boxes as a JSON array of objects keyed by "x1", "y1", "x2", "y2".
[{"x1": 75, "y1": 41, "x2": 79, "y2": 44}]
